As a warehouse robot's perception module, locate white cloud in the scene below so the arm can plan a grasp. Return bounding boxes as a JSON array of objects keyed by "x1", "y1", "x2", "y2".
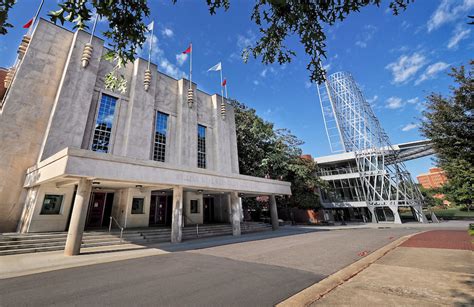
[
  {"x1": 159, "y1": 59, "x2": 186, "y2": 79},
  {"x1": 176, "y1": 53, "x2": 188, "y2": 66},
  {"x1": 162, "y1": 27, "x2": 174, "y2": 38},
  {"x1": 355, "y1": 25, "x2": 377, "y2": 48},
  {"x1": 386, "y1": 97, "x2": 404, "y2": 109},
  {"x1": 415, "y1": 62, "x2": 450, "y2": 85},
  {"x1": 323, "y1": 63, "x2": 331, "y2": 71},
  {"x1": 386, "y1": 52, "x2": 426, "y2": 84},
  {"x1": 139, "y1": 34, "x2": 186, "y2": 79},
  {"x1": 304, "y1": 81, "x2": 312, "y2": 89},
  {"x1": 237, "y1": 30, "x2": 256, "y2": 49},
  {"x1": 427, "y1": 0, "x2": 474, "y2": 32},
  {"x1": 253, "y1": 80, "x2": 259, "y2": 86},
  {"x1": 447, "y1": 25, "x2": 471, "y2": 49},
  {"x1": 402, "y1": 123, "x2": 419, "y2": 132},
  {"x1": 407, "y1": 97, "x2": 419, "y2": 104},
  {"x1": 260, "y1": 67, "x2": 276, "y2": 78},
  {"x1": 366, "y1": 95, "x2": 378, "y2": 104}
]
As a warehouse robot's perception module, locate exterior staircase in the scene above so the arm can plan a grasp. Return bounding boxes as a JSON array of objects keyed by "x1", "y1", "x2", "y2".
[{"x1": 0, "y1": 222, "x2": 272, "y2": 256}]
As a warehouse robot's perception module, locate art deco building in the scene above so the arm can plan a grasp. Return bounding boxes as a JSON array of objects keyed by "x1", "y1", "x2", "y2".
[{"x1": 0, "y1": 19, "x2": 290, "y2": 254}]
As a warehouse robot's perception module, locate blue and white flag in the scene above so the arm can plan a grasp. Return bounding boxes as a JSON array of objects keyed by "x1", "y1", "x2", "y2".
[{"x1": 207, "y1": 62, "x2": 222, "y2": 72}]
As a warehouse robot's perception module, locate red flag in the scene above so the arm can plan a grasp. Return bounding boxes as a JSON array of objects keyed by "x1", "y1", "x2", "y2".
[
  {"x1": 23, "y1": 18, "x2": 34, "y2": 29},
  {"x1": 182, "y1": 45, "x2": 192, "y2": 54},
  {"x1": 222, "y1": 79, "x2": 227, "y2": 86}
]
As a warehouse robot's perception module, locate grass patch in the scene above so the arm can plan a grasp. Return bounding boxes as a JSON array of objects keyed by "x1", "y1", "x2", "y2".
[{"x1": 431, "y1": 207, "x2": 474, "y2": 218}]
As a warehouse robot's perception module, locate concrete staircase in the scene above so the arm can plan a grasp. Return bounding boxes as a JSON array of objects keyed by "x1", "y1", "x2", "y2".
[{"x1": 0, "y1": 222, "x2": 272, "y2": 256}]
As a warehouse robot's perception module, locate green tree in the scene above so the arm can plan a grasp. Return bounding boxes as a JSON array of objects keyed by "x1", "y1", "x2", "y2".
[
  {"x1": 0, "y1": 0, "x2": 412, "y2": 89},
  {"x1": 420, "y1": 61, "x2": 473, "y2": 207},
  {"x1": 231, "y1": 99, "x2": 322, "y2": 209}
]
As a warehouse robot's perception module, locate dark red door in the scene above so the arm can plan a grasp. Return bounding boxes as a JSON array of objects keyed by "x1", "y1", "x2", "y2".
[
  {"x1": 86, "y1": 192, "x2": 106, "y2": 228},
  {"x1": 149, "y1": 195, "x2": 157, "y2": 225},
  {"x1": 157, "y1": 196, "x2": 167, "y2": 224}
]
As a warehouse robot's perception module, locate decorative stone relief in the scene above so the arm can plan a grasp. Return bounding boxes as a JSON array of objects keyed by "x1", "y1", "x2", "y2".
[
  {"x1": 187, "y1": 88, "x2": 194, "y2": 108},
  {"x1": 81, "y1": 43, "x2": 93, "y2": 68},
  {"x1": 17, "y1": 35, "x2": 31, "y2": 60},
  {"x1": 144, "y1": 69, "x2": 152, "y2": 91}
]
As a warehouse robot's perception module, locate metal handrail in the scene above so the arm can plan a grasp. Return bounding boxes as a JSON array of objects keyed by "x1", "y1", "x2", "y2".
[
  {"x1": 182, "y1": 215, "x2": 199, "y2": 238},
  {"x1": 108, "y1": 216, "x2": 124, "y2": 243}
]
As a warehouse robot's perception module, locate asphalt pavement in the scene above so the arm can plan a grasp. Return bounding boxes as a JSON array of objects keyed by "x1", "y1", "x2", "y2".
[{"x1": 0, "y1": 226, "x2": 429, "y2": 306}]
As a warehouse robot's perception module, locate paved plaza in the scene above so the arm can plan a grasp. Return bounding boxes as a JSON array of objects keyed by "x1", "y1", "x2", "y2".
[{"x1": 0, "y1": 221, "x2": 471, "y2": 306}]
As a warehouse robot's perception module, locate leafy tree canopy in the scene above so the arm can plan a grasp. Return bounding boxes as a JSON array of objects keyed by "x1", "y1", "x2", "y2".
[
  {"x1": 0, "y1": 0, "x2": 411, "y2": 91},
  {"x1": 420, "y1": 61, "x2": 473, "y2": 206},
  {"x1": 231, "y1": 100, "x2": 323, "y2": 209}
]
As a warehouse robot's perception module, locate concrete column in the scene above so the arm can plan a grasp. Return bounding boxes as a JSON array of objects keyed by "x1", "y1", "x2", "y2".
[
  {"x1": 171, "y1": 186, "x2": 183, "y2": 243},
  {"x1": 230, "y1": 192, "x2": 241, "y2": 236},
  {"x1": 412, "y1": 205, "x2": 428, "y2": 223},
  {"x1": 64, "y1": 179, "x2": 92, "y2": 256},
  {"x1": 388, "y1": 205, "x2": 402, "y2": 224},
  {"x1": 238, "y1": 197, "x2": 244, "y2": 221},
  {"x1": 269, "y1": 195, "x2": 279, "y2": 231}
]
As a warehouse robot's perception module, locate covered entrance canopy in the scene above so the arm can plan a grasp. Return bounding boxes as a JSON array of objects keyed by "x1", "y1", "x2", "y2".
[{"x1": 22, "y1": 148, "x2": 291, "y2": 255}]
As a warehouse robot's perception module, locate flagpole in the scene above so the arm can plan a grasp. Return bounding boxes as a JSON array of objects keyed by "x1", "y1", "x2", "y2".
[
  {"x1": 225, "y1": 84, "x2": 228, "y2": 98},
  {"x1": 29, "y1": 0, "x2": 45, "y2": 35},
  {"x1": 219, "y1": 64, "x2": 224, "y2": 105},
  {"x1": 148, "y1": 22, "x2": 154, "y2": 70},
  {"x1": 89, "y1": 13, "x2": 98, "y2": 44},
  {"x1": 189, "y1": 43, "x2": 192, "y2": 89}
]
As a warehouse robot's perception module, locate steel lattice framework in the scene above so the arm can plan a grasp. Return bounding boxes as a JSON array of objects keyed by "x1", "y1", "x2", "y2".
[{"x1": 317, "y1": 71, "x2": 426, "y2": 222}]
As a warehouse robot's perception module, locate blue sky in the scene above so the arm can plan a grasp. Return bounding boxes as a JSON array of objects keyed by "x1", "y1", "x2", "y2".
[{"x1": 1, "y1": 0, "x2": 472, "y2": 180}]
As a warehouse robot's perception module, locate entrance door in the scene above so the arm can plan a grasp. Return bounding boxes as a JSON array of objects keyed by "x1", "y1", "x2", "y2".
[
  {"x1": 149, "y1": 195, "x2": 157, "y2": 225},
  {"x1": 149, "y1": 195, "x2": 167, "y2": 225},
  {"x1": 203, "y1": 197, "x2": 214, "y2": 224},
  {"x1": 86, "y1": 192, "x2": 106, "y2": 228}
]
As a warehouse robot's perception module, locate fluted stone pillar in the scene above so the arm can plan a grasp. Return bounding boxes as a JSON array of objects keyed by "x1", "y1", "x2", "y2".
[
  {"x1": 230, "y1": 192, "x2": 241, "y2": 236},
  {"x1": 171, "y1": 186, "x2": 184, "y2": 243},
  {"x1": 64, "y1": 179, "x2": 92, "y2": 256},
  {"x1": 269, "y1": 195, "x2": 279, "y2": 231}
]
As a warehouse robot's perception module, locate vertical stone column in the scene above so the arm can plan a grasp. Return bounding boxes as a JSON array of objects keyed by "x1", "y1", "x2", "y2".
[
  {"x1": 269, "y1": 195, "x2": 279, "y2": 231},
  {"x1": 171, "y1": 186, "x2": 184, "y2": 243},
  {"x1": 64, "y1": 179, "x2": 92, "y2": 256},
  {"x1": 412, "y1": 205, "x2": 428, "y2": 223},
  {"x1": 230, "y1": 192, "x2": 241, "y2": 236}
]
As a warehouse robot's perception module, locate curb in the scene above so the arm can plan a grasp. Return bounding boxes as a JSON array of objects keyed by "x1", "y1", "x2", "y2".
[{"x1": 277, "y1": 232, "x2": 419, "y2": 307}]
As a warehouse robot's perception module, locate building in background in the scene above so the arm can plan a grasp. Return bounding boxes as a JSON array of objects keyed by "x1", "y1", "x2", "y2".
[
  {"x1": 0, "y1": 20, "x2": 290, "y2": 254},
  {"x1": 315, "y1": 71, "x2": 434, "y2": 224},
  {"x1": 417, "y1": 167, "x2": 448, "y2": 189}
]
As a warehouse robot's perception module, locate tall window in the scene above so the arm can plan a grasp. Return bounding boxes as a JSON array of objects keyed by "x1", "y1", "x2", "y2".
[
  {"x1": 91, "y1": 94, "x2": 117, "y2": 153},
  {"x1": 197, "y1": 124, "x2": 207, "y2": 168},
  {"x1": 153, "y1": 111, "x2": 169, "y2": 162}
]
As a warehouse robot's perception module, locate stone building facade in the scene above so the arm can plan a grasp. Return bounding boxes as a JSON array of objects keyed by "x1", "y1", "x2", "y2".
[{"x1": 0, "y1": 20, "x2": 290, "y2": 253}]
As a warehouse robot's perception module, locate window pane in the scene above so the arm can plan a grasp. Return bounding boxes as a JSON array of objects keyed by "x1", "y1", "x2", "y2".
[
  {"x1": 197, "y1": 125, "x2": 206, "y2": 168},
  {"x1": 40, "y1": 195, "x2": 63, "y2": 215},
  {"x1": 91, "y1": 94, "x2": 117, "y2": 153},
  {"x1": 131, "y1": 198, "x2": 144, "y2": 214},
  {"x1": 190, "y1": 199, "x2": 199, "y2": 213},
  {"x1": 153, "y1": 112, "x2": 169, "y2": 162}
]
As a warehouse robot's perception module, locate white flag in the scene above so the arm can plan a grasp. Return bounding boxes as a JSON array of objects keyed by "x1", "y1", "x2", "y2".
[
  {"x1": 147, "y1": 21, "x2": 154, "y2": 32},
  {"x1": 207, "y1": 62, "x2": 222, "y2": 72}
]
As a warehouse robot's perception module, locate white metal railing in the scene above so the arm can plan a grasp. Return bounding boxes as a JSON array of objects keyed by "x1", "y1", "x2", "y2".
[{"x1": 108, "y1": 216, "x2": 124, "y2": 243}]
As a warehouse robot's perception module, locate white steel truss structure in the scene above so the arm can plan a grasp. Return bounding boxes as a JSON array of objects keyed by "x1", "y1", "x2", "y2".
[{"x1": 317, "y1": 71, "x2": 427, "y2": 223}]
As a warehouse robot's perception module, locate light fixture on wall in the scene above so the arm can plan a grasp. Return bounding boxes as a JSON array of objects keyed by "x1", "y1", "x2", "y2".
[{"x1": 197, "y1": 190, "x2": 203, "y2": 194}]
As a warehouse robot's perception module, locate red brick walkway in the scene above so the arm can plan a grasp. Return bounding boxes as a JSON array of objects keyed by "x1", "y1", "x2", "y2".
[{"x1": 401, "y1": 230, "x2": 473, "y2": 251}]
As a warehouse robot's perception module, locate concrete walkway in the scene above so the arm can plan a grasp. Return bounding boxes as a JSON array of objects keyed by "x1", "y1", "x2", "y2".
[{"x1": 284, "y1": 229, "x2": 473, "y2": 306}]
